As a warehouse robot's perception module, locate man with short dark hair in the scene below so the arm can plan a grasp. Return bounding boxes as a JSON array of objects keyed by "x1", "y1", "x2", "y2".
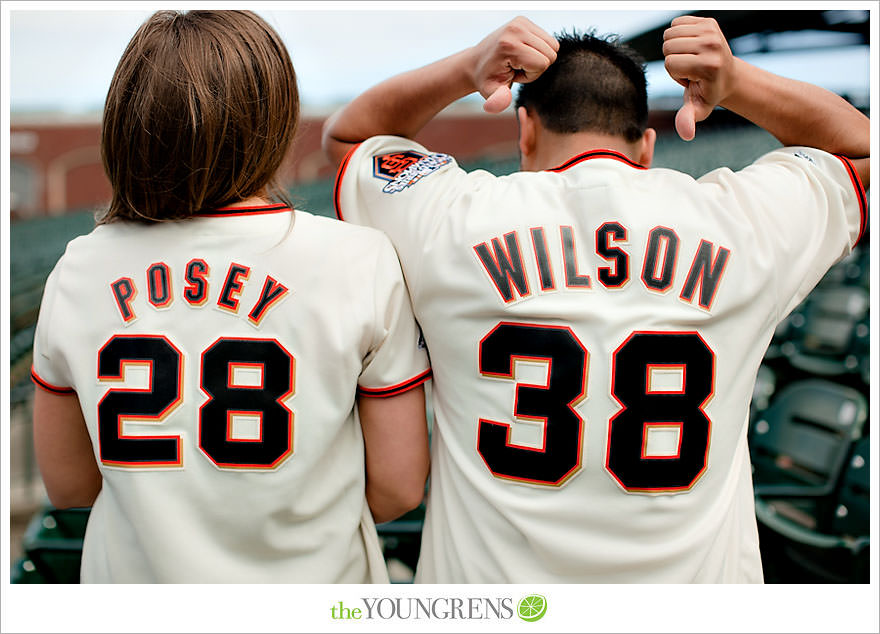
[
  {"x1": 516, "y1": 28, "x2": 650, "y2": 140},
  {"x1": 322, "y1": 16, "x2": 868, "y2": 583}
]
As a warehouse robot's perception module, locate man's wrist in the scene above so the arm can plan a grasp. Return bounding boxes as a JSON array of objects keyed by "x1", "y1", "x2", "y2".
[
  {"x1": 447, "y1": 47, "x2": 481, "y2": 99},
  {"x1": 718, "y1": 57, "x2": 754, "y2": 113}
]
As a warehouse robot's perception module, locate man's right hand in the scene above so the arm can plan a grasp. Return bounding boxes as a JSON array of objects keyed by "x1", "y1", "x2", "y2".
[
  {"x1": 323, "y1": 16, "x2": 559, "y2": 166},
  {"x1": 468, "y1": 17, "x2": 559, "y2": 114}
]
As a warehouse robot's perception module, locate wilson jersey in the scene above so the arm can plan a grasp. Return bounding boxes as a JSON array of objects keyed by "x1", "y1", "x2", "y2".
[
  {"x1": 335, "y1": 136, "x2": 866, "y2": 583},
  {"x1": 31, "y1": 205, "x2": 430, "y2": 583}
]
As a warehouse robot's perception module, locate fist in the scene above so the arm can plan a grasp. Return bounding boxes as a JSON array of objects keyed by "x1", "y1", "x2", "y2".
[
  {"x1": 471, "y1": 17, "x2": 559, "y2": 114},
  {"x1": 662, "y1": 16, "x2": 735, "y2": 140}
]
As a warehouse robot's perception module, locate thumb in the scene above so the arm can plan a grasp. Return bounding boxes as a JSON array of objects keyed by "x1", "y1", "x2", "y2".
[
  {"x1": 483, "y1": 84, "x2": 512, "y2": 114},
  {"x1": 675, "y1": 84, "x2": 696, "y2": 142}
]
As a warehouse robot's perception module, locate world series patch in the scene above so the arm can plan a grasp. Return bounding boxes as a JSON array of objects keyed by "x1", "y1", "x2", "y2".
[{"x1": 372, "y1": 151, "x2": 452, "y2": 194}]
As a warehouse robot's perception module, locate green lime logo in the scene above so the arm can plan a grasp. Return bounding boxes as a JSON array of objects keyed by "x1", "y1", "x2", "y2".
[{"x1": 517, "y1": 595, "x2": 547, "y2": 622}]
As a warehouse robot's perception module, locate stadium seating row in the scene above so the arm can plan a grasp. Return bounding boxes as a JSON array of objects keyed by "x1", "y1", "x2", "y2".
[
  {"x1": 766, "y1": 246, "x2": 870, "y2": 384},
  {"x1": 11, "y1": 507, "x2": 88, "y2": 584},
  {"x1": 747, "y1": 240, "x2": 869, "y2": 583},
  {"x1": 751, "y1": 387, "x2": 869, "y2": 584}
]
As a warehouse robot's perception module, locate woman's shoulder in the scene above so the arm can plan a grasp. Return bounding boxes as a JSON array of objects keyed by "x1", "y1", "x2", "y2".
[{"x1": 294, "y1": 210, "x2": 395, "y2": 249}]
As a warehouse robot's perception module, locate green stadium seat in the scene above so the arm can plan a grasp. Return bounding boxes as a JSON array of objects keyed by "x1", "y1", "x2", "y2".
[
  {"x1": 9, "y1": 557, "x2": 48, "y2": 584},
  {"x1": 750, "y1": 379, "x2": 868, "y2": 583},
  {"x1": 830, "y1": 437, "x2": 870, "y2": 541},
  {"x1": 750, "y1": 380, "x2": 867, "y2": 494},
  {"x1": 749, "y1": 364, "x2": 777, "y2": 423},
  {"x1": 817, "y1": 244, "x2": 870, "y2": 290},
  {"x1": 784, "y1": 286, "x2": 869, "y2": 377},
  {"x1": 755, "y1": 436, "x2": 869, "y2": 583},
  {"x1": 764, "y1": 311, "x2": 799, "y2": 361},
  {"x1": 376, "y1": 504, "x2": 425, "y2": 582},
  {"x1": 21, "y1": 506, "x2": 90, "y2": 584}
]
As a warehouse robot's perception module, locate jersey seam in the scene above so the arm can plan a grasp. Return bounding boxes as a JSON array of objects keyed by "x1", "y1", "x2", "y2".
[
  {"x1": 547, "y1": 149, "x2": 647, "y2": 172},
  {"x1": 369, "y1": 239, "x2": 384, "y2": 356},
  {"x1": 357, "y1": 368, "x2": 432, "y2": 398},
  {"x1": 409, "y1": 154, "x2": 471, "y2": 306},
  {"x1": 194, "y1": 205, "x2": 291, "y2": 218},
  {"x1": 31, "y1": 366, "x2": 75, "y2": 394},
  {"x1": 37, "y1": 251, "x2": 69, "y2": 391},
  {"x1": 334, "y1": 143, "x2": 362, "y2": 221},
  {"x1": 341, "y1": 138, "x2": 431, "y2": 305},
  {"x1": 213, "y1": 203, "x2": 289, "y2": 211},
  {"x1": 832, "y1": 154, "x2": 867, "y2": 245}
]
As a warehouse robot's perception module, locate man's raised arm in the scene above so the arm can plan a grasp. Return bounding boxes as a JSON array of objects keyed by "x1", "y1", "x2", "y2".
[
  {"x1": 322, "y1": 17, "x2": 558, "y2": 167},
  {"x1": 664, "y1": 16, "x2": 869, "y2": 188}
]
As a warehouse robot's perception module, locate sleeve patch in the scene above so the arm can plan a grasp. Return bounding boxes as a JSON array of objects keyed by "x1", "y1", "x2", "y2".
[{"x1": 373, "y1": 151, "x2": 452, "y2": 194}]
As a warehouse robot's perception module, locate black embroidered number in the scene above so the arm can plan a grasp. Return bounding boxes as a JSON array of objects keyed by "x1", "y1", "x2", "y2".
[
  {"x1": 478, "y1": 323, "x2": 587, "y2": 485},
  {"x1": 97, "y1": 335, "x2": 183, "y2": 466},
  {"x1": 97, "y1": 335, "x2": 294, "y2": 470},
  {"x1": 199, "y1": 338, "x2": 294, "y2": 469},
  {"x1": 477, "y1": 325, "x2": 714, "y2": 492},
  {"x1": 608, "y1": 332, "x2": 713, "y2": 491}
]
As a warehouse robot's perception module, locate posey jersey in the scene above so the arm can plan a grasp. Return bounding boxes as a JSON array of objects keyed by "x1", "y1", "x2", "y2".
[
  {"x1": 31, "y1": 205, "x2": 430, "y2": 583},
  {"x1": 335, "y1": 136, "x2": 866, "y2": 583}
]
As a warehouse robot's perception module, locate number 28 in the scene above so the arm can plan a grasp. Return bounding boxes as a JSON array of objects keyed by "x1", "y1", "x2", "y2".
[{"x1": 97, "y1": 335, "x2": 295, "y2": 470}]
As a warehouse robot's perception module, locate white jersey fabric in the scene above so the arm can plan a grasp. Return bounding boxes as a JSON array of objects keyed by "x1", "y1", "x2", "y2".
[
  {"x1": 32, "y1": 204, "x2": 430, "y2": 583},
  {"x1": 335, "y1": 136, "x2": 866, "y2": 583}
]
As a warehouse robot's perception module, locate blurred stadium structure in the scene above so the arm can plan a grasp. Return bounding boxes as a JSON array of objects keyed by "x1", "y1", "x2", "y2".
[{"x1": 8, "y1": 9, "x2": 870, "y2": 583}]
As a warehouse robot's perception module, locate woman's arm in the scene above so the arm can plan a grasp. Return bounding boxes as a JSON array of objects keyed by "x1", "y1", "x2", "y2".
[
  {"x1": 357, "y1": 385, "x2": 429, "y2": 524},
  {"x1": 33, "y1": 388, "x2": 102, "y2": 508}
]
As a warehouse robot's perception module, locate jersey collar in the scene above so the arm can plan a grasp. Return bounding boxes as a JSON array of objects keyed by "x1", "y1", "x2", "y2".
[
  {"x1": 194, "y1": 203, "x2": 291, "y2": 218},
  {"x1": 547, "y1": 149, "x2": 647, "y2": 172}
]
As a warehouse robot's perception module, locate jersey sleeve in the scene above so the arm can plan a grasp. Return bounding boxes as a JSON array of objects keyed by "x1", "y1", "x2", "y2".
[
  {"x1": 357, "y1": 233, "x2": 431, "y2": 398},
  {"x1": 334, "y1": 135, "x2": 483, "y2": 299},
  {"x1": 697, "y1": 146, "x2": 866, "y2": 318},
  {"x1": 31, "y1": 259, "x2": 76, "y2": 394}
]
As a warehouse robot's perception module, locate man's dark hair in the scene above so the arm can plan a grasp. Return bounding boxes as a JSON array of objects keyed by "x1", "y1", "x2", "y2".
[{"x1": 515, "y1": 30, "x2": 648, "y2": 143}]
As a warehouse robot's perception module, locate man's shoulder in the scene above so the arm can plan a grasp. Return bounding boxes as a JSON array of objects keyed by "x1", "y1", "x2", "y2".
[
  {"x1": 696, "y1": 146, "x2": 849, "y2": 186},
  {"x1": 346, "y1": 136, "x2": 460, "y2": 187}
]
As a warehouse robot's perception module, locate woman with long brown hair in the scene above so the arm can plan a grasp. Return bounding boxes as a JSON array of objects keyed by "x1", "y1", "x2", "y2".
[{"x1": 30, "y1": 10, "x2": 430, "y2": 583}]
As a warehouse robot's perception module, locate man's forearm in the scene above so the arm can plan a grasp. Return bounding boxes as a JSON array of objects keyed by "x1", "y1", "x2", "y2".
[
  {"x1": 664, "y1": 16, "x2": 869, "y2": 188},
  {"x1": 323, "y1": 49, "x2": 476, "y2": 164},
  {"x1": 322, "y1": 17, "x2": 559, "y2": 166},
  {"x1": 722, "y1": 58, "x2": 869, "y2": 161}
]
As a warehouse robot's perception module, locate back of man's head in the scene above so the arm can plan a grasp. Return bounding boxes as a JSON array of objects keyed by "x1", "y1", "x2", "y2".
[{"x1": 515, "y1": 30, "x2": 648, "y2": 143}]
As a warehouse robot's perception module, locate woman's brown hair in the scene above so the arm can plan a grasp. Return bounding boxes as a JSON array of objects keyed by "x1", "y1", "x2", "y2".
[{"x1": 99, "y1": 10, "x2": 298, "y2": 223}]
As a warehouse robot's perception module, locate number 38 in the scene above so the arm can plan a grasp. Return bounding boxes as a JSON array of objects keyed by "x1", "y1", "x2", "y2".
[{"x1": 477, "y1": 323, "x2": 713, "y2": 492}]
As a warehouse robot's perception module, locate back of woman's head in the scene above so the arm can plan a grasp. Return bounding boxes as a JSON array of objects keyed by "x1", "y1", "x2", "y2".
[{"x1": 100, "y1": 10, "x2": 298, "y2": 223}]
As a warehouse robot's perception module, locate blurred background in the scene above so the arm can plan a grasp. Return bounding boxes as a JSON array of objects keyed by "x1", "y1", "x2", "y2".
[{"x1": 6, "y1": 7, "x2": 872, "y2": 585}]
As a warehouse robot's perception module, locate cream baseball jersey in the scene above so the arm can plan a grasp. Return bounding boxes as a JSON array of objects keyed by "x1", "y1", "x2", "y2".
[
  {"x1": 31, "y1": 204, "x2": 430, "y2": 583},
  {"x1": 335, "y1": 137, "x2": 866, "y2": 583}
]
